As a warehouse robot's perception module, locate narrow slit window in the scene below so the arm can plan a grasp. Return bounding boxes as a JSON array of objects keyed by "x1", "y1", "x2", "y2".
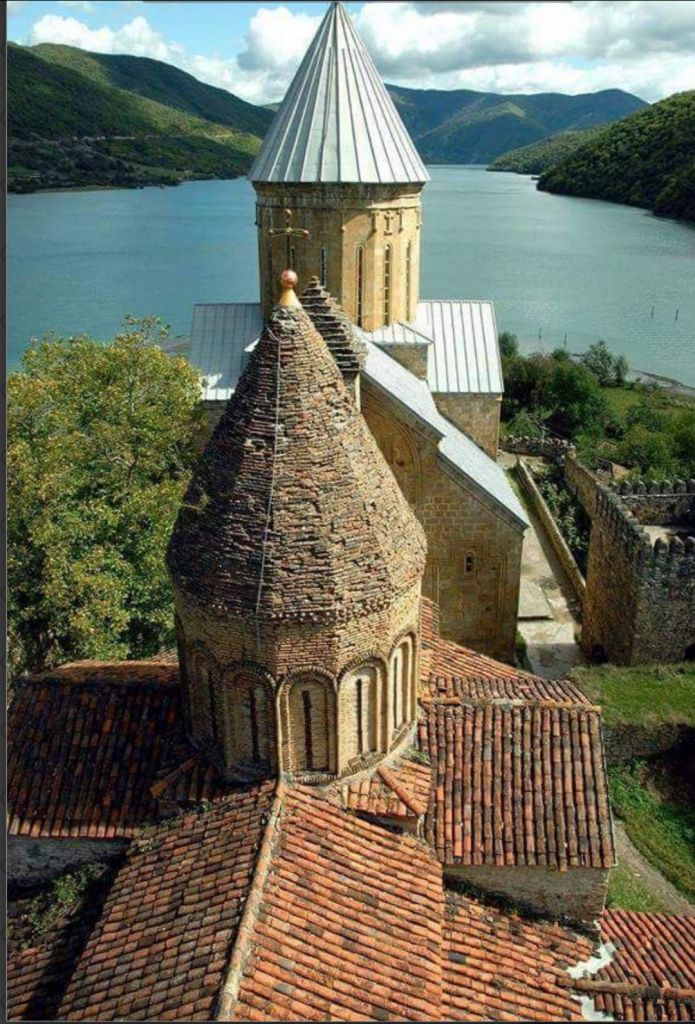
[
  {"x1": 356, "y1": 678, "x2": 364, "y2": 755},
  {"x1": 302, "y1": 690, "x2": 313, "y2": 771},
  {"x1": 464, "y1": 554, "x2": 476, "y2": 575},
  {"x1": 289, "y1": 245, "x2": 296, "y2": 270},
  {"x1": 356, "y1": 246, "x2": 365, "y2": 327},
  {"x1": 249, "y1": 687, "x2": 260, "y2": 763},
  {"x1": 384, "y1": 245, "x2": 392, "y2": 326},
  {"x1": 320, "y1": 247, "x2": 328, "y2": 287},
  {"x1": 406, "y1": 242, "x2": 412, "y2": 317},
  {"x1": 205, "y1": 668, "x2": 219, "y2": 744}
]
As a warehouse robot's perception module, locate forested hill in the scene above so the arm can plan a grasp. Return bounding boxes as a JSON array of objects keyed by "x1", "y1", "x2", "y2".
[
  {"x1": 488, "y1": 126, "x2": 609, "y2": 175},
  {"x1": 538, "y1": 91, "x2": 695, "y2": 223},
  {"x1": 387, "y1": 85, "x2": 646, "y2": 165},
  {"x1": 8, "y1": 42, "x2": 273, "y2": 192}
]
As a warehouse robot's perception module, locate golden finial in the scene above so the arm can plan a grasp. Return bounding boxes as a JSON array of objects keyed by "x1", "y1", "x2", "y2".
[{"x1": 278, "y1": 269, "x2": 300, "y2": 307}]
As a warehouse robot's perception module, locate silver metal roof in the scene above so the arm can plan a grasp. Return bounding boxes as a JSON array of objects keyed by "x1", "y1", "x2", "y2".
[
  {"x1": 361, "y1": 337, "x2": 528, "y2": 528},
  {"x1": 189, "y1": 303, "x2": 263, "y2": 403},
  {"x1": 365, "y1": 300, "x2": 503, "y2": 395},
  {"x1": 249, "y1": 1, "x2": 429, "y2": 185}
]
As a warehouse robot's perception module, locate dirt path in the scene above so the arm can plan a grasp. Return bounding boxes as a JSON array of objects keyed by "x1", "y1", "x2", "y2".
[{"x1": 613, "y1": 821, "x2": 695, "y2": 916}]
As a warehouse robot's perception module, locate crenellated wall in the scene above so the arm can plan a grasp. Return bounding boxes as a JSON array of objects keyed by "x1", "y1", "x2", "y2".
[
  {"x1": 501, "y1": 436, "x2": 576, "y2": 462},
  {"x1": 581, "y1": 482, "x2": 695, "y2": 665}
]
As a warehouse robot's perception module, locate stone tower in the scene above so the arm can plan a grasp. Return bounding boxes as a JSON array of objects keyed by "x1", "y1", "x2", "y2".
[
  {"x1": 167, "y1": 273, "x2": 427, "y2": 782},
  {"x1": 250, "y1": 1, "x2": 429, "y2": 330}
]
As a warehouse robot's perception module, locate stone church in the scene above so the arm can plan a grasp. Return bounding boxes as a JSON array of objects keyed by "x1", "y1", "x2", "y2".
[
  {"x1": 185, "y1": 0, "x2": 528, "y2": 664},
  {"x1": 8, "y1": 5, "x2": 695, "y2": 1023}
]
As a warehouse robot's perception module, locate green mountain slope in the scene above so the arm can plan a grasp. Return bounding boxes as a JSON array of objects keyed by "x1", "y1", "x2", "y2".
[
  {"x1": 538, "y1": 91, "x2": 695, "y2": 222},
  {"x1": 488, "y1": 126, "x2": 609, "y2": 175},
  {"x1": 387, "y1": 85, "x2": 647, "y2": 164},
  {"x1": 8, "y1": 42, "x2": 273, "y2": 192}
]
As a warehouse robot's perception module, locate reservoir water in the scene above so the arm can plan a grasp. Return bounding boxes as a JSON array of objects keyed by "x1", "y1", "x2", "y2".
[{"x1": 8, "y1": 166, "x2": 695, "y2": 383}]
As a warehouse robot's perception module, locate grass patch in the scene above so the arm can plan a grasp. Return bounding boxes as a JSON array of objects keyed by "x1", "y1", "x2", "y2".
[
  {"x1": 571, "y1": 662, "x2": 695, "y2": 728},
  {"x1": 10, "y1": 864, "x2": 105, "y2": 951},
  {"x1": 606, "y1": 862, "x2": 668, "y2": 914},
  {"x1": 608, "y1": 761, "x2": 695, "y2": 901}
]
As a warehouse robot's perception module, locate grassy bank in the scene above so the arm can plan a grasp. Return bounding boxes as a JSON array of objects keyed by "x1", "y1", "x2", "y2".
[
  {"x1": 608, "y1": 760, "x2": 695, "y2": 902},
  {"x1": 572, "y1": 662, "x2": 695, "y2": 729}
]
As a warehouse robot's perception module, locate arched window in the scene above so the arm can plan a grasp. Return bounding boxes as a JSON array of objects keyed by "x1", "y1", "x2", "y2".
[
  {"x1": 225, "y1": 672, "x2": 276, "y2": 772},
  {"x1": 320, "y1": 247, "x2": 328, "y2": 287},
  {"x1": 390, "y1": 637, "x2": 414, "y2": 737},
  {"x1": 285, "y1": 673, "x2": 336, "y2": 773},
  {"x1": 384, "y1": 245, "x2": 392, "y2": 325},
  {"x1": 406, "y1": 241, "x2": 413, "y2": 318},
  {"x1": 356, "y1": 245, "x2": 365, "y2": 327},
  {"x1": 340, "y1": 665, "x2": 380, "y2": 765}
]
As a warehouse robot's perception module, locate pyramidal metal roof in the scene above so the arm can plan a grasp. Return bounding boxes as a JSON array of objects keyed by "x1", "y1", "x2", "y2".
[{"x1": 249, "y1": 1, "x2": 429, "y2": 185}]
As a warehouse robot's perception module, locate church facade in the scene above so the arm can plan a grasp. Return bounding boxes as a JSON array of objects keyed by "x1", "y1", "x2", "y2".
[{"x1": 186, "y1": 0, "x2": 528, "y2": 663}]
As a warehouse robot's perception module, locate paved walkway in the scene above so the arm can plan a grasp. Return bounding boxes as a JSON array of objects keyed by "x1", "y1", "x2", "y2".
[{"x1": 501, "y1": 455, "x2": 585, "y2": 680}]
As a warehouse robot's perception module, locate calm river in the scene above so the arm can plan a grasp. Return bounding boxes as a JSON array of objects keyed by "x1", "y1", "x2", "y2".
[{"x1": 8, "y1": 166, "x2": 695, "y2": 383}]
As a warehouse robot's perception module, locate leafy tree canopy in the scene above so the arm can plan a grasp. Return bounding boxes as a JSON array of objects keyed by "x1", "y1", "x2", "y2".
[{"x1": 8, "y1": 319, "x2": 203, "y2": 678}]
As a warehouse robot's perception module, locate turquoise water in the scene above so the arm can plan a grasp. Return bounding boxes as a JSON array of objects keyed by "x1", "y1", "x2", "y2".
[{"x1": 8, "y1": 166, "x2": 695, "y2": 383}]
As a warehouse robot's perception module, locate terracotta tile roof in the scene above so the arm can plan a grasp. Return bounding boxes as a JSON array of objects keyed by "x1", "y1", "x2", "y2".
[
  {"x1": 583, "y1": 910, "x2": 695, "y2": 1022},
  {"x1": 342, "y1": 758, "x2": 431, "y2": 821},
  {"x1": 426, "y1": 673, "x2": 593, "y2": 707},
  {"x1": 419, "y1": 700, "x2": 615, "y2": 869},
  {"x1": 301, "y1": 277, "x2": 366, "y2": 377},
  {"x1": 7, "y1": 665, "x2": 228, "y2": 839},
  {"x1": 57, "y1": 784, "x2": 276, "y2": 1022},
  {"x1": 232, "y1": 785, "x2": 445, "y2": 1022},
  {"x1": 443, "y1": 892, "x2": 593, "y2": 1021}
]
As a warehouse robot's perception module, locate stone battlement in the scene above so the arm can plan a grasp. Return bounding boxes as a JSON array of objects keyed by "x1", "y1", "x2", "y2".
[{"x1": 501, "y1": 436, "x2": 576, "y2": 460}]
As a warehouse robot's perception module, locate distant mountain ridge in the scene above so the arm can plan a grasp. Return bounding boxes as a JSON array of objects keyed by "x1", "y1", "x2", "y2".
[
  {"x1": 8, "y1": 40, "x2": 649, "y2": 192},
  {"x1": 387, "y1": 84, "x2": 647, "y2": 164},
  {"x1": 8, "y1": 42, "x2": 273, "y2": 192},
  {"x1": 488, "y1": 127, "x2": 609, "y2": 176},
  {"x1": 538, "y1": 91, "x2": 695, "y2": 222}
]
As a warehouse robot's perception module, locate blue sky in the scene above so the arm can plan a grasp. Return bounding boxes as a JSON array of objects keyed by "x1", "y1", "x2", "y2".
[{"x1": 8, "y1": 1, "x2": 695, "y2": 104}]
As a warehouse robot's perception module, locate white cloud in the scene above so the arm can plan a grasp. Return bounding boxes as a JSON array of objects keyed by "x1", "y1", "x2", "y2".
[
  {"x1": 28, "y1": 14, "x2": 184, "y2": 63},
  {"x1": 58, "y1": 1, "x2": 96, "y2": 13},
  {"x1": 20, "y1": 2, "x2": 695, "y2": 106}
]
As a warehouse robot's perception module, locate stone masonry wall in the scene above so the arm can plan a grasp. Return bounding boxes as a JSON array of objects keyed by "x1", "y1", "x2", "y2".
[
  {"x1": 447, "y1": 864, "x2": 609, "y2": 931},
  {"x1": 564, "y1": 453, "x2": 601, "y2": 517},
  {"x1": 255, "y1": 183, "x2": 423, "y2": 329},
  {"x1": 502, "y1": 436, "x2": 576, "y2": 462},
  {"x1": 434, "y1": 394, "x2": 501, "y2": 460},
  {"x1": 581, "y1": 485, "x2": 695, "y2": 665},
  {"x1": 8, "y1": 836, "x2": 127, "y2": 890},
  {"x1": 362, "y1": 382, "x2": 523, "y2": 663}
]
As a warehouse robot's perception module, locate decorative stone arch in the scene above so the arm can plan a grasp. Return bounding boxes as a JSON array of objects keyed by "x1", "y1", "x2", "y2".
[
  {"x1": 186, "y1": 641, "x2": 222, "y2": 749},
  {"x1": 338, "y1": 656, "x2": 388, "y2": 770},
  {"x1": 361, "y1": 401, "x2": 422, "y2": 507},
  {"x1": 280, "y1": 669, "x2": 337, "y2": 775},
  {"x1": 388, "y1": 632, "x2": 417, "y2": 741},
  {"x1": 222, "y1": 662, "x2": 277, "y2": 775}
]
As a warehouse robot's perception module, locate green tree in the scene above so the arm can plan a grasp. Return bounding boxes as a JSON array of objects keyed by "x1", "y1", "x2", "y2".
[
  {"x1": 580, "y1": 340, "x2": 629, "y2": 387},
  {"x1": 498, "y1": 331, "x2": 519, "y2": 358},
  {"x1": 616, "y1": 424, "x2": 676, "y2": 476},
  {"x1": 8, "y1": 319, "x2": 203, "y2": 678},
  {"x1": 545, "y1": 360, "x2": 608, "y2": 438}
]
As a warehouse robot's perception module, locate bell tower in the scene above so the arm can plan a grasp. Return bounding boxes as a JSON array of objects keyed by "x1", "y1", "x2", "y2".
[
  {"x1": 167, "y1": 272, "x2": 427, "y2": 783},
  {"x1": 250, "y1": 1, "x2": 429, "y2": 330}
]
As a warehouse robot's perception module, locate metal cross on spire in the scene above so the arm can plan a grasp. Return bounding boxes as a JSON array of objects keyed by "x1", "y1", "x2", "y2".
[{"x1": 268, "y1": 209, "x2": 310, "y2": 269}]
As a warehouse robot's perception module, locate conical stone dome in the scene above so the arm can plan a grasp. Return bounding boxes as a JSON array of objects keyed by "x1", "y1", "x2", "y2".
[{"x1": 167, "y1": 298, "x2": 426, "y2": 627}]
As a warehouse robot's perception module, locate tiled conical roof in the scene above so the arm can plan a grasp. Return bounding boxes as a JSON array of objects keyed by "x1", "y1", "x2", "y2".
[
  {"x1": 300, "y1": 277, "x2": 366, "y2": 377},
  {"x1": 249, "y1": 1, "x2": 429, "y2": 185},
  {"x1": 167, "y1": 291, "x2": 426, "y2": 625}
]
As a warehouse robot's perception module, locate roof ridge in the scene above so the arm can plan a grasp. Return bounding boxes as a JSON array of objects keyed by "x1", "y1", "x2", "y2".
[
  {"x1": 377, "y1": 764, "x2": 429, "y2": 817},
  {"x1": 215, "y1": 780, "x2": 287, "y2": 1022},
  {"x1": 422, "y1": 695, "x2": 600, "y2": 713}
]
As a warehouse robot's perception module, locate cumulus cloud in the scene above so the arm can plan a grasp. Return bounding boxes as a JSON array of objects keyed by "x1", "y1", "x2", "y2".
[
  {"x1": 58, "y1": 1, "x2": 97, "y2": 13},
  {"x1": 19, "y1": 2, "x2": 695, "y2": 106},
  {"x1": 28, "y1": 14, "x2": 185, "y2": 63}
]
